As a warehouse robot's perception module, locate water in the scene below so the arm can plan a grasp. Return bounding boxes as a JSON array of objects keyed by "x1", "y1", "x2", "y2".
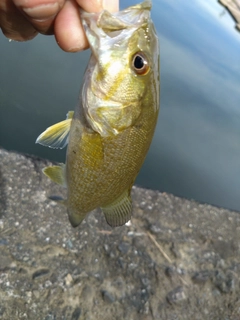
[{"x1": 0, "y1": 0, "x2": 240, "y2": 211}]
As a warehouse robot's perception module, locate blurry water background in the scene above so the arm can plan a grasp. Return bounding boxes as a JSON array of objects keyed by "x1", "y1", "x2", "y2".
[{"x1": 0, "y1": 0, "x2": 240, "y2": 211}]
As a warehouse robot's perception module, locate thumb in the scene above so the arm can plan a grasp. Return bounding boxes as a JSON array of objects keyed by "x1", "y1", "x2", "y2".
[{"x1": 12, "y1": 0, "x2": 65, "y2": 35}]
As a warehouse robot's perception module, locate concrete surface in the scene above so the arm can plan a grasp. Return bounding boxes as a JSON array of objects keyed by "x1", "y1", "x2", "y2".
[{"x1": 0, "y1": 147, "x2": 240, "y2": 320}]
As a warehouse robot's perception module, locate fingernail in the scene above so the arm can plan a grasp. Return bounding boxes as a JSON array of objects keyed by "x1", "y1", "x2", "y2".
[
  {"x1": 103, "y1": 0, "x2": 119, "y2": 12},
  {"x1": 22, "y1": 2, "x2": 59, "y2": 20}
]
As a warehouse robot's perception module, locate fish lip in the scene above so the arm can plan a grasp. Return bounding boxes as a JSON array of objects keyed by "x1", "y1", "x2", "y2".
[
  {"x1": 80, "y1": 0, "x2": 152, "y2": 35},
  {"x1": 80, "y1": 1, "x2": 152, "y2": 56}
]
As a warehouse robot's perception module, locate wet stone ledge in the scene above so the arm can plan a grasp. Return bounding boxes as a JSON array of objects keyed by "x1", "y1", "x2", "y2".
[{"x1": 0, "y1": 148, "x2": 240, "y2": 319}]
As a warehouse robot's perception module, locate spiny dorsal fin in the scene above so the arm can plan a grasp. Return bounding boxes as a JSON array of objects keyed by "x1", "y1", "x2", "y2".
[
  {"x1": 36, "y1": 111, "x2": 74, "y2": 149},
  {"x1": 43, "y1": 164, "x2": 66, "y2": 187},
  {"x1": 101, "y1": 190, "x2": 132, "y2": 227}
]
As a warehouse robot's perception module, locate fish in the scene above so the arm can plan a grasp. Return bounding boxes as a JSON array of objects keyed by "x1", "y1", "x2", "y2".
[{"x1": 36, "y1": 0, "x2": 160, "y2": 228}]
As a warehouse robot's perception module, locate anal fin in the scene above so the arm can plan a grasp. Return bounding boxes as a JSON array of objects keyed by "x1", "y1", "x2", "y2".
[
  {"x1": 101, "y1": 190, "x2": 132, "y2": 227},
  {"x1": 43, "y1": 164, "x2": 66, "y2": 186}
]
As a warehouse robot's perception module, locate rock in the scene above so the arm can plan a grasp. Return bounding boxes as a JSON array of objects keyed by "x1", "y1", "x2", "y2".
[
  {"x1": 32, "y1": 268, "x2": 50, "y2": 280},
  {"x1": 64, "y1": 273, "x2": 74, "y2": 287},
  {"x1": 1, "y1": 147, "x2": 240, "y2": 319},
  {"x1": 118, "y1": 242, "x2": 130, "y2": 254},
  {"x1": 166, "y1": 286, "x2": 187, "y2": 305},
  {"x1": 192, "y1": 270, "x2": 211, "y2": 284},
  {"x1": 71, "y1": 307, "x2": 81, "y2": 320},
  {"x1": 101, "y1": 290, "x2": 115, "y2": 303}
]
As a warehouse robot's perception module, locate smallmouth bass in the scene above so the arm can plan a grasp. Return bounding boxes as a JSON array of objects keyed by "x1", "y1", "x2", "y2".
[{"x1": 36, "y1": 0, "x2": 160, "y2": 227}]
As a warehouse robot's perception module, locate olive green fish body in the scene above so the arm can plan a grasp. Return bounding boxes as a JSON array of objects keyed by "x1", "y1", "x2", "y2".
[
  {"x1": 36, "y1": 0, "x2": 160, "y2": 228},
  {"x1": 66, "y1": 92, "x2": 158, "y2": 225}
]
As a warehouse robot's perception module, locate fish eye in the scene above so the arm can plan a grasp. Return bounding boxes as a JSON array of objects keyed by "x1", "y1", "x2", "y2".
[{"x1": 132, "y1": 52, "x2": 149, "y2": 75}]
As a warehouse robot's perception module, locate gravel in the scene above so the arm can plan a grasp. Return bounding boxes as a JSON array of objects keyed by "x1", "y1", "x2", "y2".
[{"x1": 0, "y1": 147, "x2": 240, "y2": 319}]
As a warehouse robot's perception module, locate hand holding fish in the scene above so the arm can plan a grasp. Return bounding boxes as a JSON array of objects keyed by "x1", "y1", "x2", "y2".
[{"x1": 0, "y1": 0, "x2": 118, "y2": 51}]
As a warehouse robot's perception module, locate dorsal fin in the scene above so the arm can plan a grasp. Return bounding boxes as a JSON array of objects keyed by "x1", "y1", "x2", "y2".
[
  {"x1": 36, "y1": 111, "x2": 74, "y2": 149},
  {"x1": 101, "y1": 189, "x2": 132, "y2": 227}
]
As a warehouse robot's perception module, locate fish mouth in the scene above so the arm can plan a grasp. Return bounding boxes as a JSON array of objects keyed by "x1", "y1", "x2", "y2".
[
  {"x1": 103, "y1": 29, "x2": 123, "y2": 38},
  {"x1": 80, "y1": 1, "x2": 152, "y2": 43}
]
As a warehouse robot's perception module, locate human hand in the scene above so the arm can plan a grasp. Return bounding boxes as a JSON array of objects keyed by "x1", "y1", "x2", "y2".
[{"x1": 0, "y1": 0, "x2": 119, "y2": 51}]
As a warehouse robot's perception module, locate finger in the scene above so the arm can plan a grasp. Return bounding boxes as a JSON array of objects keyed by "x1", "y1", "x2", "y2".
[
  {"x1": 76, "y1": 0, "x2": 119, "y2": 13},
  {"x1": 0, "y1": 0, "x2": 38, "y2": 40},
  {"x1": 55, "y1": 0, "x2": 119, "y2": 52},
  {"x1": 102, "y1": 0, "x2": 119, "y2": 12},
  {"x1": 55, "y1": 0, "x2": 87, "y2": 52},
  {"x1": 12, "y1": 0, "x2": 64, "y2": 35}
]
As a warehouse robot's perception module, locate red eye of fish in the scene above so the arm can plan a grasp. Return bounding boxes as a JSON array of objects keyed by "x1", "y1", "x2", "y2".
[{"x1": 132, "y1": 52, "x2": 149, "y2": 75}]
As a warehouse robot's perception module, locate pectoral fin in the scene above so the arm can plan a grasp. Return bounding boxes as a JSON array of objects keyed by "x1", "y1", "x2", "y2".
[
  {"x1": 48, "y1": 195, "x2": 67, "y2": 207},
  {"x1": 36, "y1": 111, "x2": 74, "y2": 149},
  {"x1": 101, "y1": 190, "x2": 132, "y2": 227},
  {"x1": 43, "y1": 164, "x2": 66, "y2": 187},
  {"x1": 48, "y1": 195, "x2": 66, "y2": 203}
]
